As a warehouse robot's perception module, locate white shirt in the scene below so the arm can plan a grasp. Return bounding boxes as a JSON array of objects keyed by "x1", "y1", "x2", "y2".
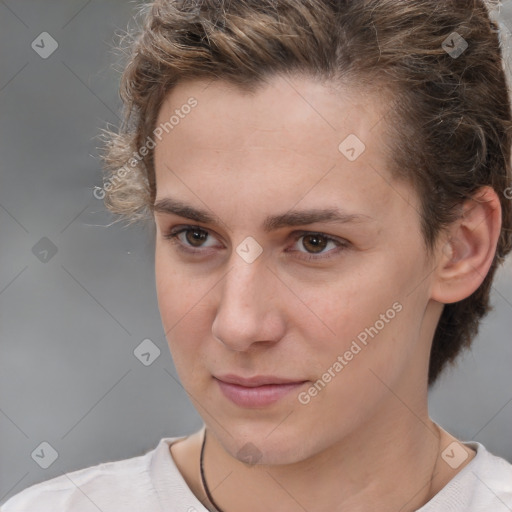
[{"x1": 2, "y1": 434, "x2": 512, "y2": 511}]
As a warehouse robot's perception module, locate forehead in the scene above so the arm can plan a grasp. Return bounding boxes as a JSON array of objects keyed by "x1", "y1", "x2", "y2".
[
  {"x1": 155, "y1": 75, "x2": 390, "y2": 160},
  {"x1": 152, "y1": 75, "x2": 417, "y2": 226}
]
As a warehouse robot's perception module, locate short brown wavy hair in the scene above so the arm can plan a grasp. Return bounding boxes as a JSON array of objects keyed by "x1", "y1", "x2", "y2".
[{"x1": 99, "y1": 0, "x2": 512, "y2": 386}]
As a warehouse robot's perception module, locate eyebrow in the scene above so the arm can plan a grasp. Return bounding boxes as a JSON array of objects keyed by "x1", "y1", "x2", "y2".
[{"x1": 153, "y1": 197, "x2": 372, "y2": 232}]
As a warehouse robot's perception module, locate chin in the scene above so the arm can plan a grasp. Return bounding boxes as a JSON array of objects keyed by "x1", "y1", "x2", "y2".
[
  {"x1": 232, "y1": 443, "x2": 306, "y2": 467},
  {"x1": 212, "y1": 422, "x2": 313, "y2": 467}
]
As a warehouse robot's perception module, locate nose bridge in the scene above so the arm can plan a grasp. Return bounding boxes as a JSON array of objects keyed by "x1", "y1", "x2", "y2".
[
  {"x1": 212, "y1": 249, "x2": 282, "y2": 351},
  {"x1": 221, "y1": 251, "x2": 268, "y2": 320}
]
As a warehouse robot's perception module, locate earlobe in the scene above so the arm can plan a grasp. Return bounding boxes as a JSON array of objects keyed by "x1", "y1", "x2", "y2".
[{"x1": 430, "y1": 186, "x2": 502, "y2": 305}]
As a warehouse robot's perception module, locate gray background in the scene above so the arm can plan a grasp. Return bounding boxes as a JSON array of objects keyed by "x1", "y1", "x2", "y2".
[{"x1": 1, "y1": 0, "x2": 511, "y2": 505}]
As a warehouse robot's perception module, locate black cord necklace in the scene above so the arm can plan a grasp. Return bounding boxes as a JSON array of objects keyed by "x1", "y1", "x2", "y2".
[{"x1": 200, "y1": 428, "x2": 226, "y2": 512}]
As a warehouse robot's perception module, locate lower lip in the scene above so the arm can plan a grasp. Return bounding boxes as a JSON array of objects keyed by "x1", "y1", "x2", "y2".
[{"x1": 215, "y1": 378, "x2": 307, "y2": 408}]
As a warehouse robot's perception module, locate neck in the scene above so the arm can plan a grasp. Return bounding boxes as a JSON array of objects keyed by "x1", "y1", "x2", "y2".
[{"x1": 200, "y1": 398, "x2": 445, "y2": 512}]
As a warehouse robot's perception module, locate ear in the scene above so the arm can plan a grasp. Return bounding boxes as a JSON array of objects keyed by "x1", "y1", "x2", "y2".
[{"x1": 430, "y1": 186, "x2": 502, "y2": 304}]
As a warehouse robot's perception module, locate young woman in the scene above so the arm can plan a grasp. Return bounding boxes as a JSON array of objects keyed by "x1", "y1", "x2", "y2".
[{"x1": 3, "y1": 0, "x2": 512, "y2": 510}]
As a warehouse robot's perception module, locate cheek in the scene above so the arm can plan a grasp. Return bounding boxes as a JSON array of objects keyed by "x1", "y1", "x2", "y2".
[
  {"x1": 155, "y1": 259, "x2": 213, "y2": 390},
  {"x1": 304, "y1": 256, "x2": 419, "y2": 375},
  {"x1": 154, "y1": 248, "x2": 210, "y2": 352},
  {"x1": 304, "y1": 269, "x2": 392, "y2": 345}
]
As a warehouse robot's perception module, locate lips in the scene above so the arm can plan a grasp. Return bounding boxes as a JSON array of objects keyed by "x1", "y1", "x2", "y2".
[{"x1": 213, "y1": 374, "x2": 308, "y2": 407}]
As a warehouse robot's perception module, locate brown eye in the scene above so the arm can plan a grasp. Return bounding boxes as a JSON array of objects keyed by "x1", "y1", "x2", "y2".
[
  {"x1": 163, "y1": 226, "x2": 220, "y2": 255},
  {"x1": 301, "y1": 234, "x2": 329, "y2": 253},
  {"x1": 184, "y1": 228, "x2": 209, "y2": 247},
  {"x1": 289, "y1": 231, "x2": 349, "y2": 262}
]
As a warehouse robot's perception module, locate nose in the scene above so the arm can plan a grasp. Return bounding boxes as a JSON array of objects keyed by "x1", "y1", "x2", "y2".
[{"x1": 211, "y1": 253, "x2": 286, "y2": 352}]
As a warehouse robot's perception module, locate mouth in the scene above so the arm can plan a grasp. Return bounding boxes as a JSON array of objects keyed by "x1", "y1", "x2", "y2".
[{"x1": 213, "y1": 374, "x2": 308, "y2": 408}]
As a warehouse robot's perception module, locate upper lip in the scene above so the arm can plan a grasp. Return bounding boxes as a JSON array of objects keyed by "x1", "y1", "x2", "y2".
[{"x1": 214, "y1": 374, "x2": 307, "y2": 387}]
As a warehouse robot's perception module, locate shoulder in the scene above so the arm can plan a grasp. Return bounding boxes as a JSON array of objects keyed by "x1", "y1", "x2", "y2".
[
  {"x1": 472, "y1": 443, "x2": 512, "y2": 506},
  {"x1": 422, "y1": 441, "x2": 512, "y2": 512},
  {"x1": 0, "y1": 437, "x2": 178, "y2": 512}
]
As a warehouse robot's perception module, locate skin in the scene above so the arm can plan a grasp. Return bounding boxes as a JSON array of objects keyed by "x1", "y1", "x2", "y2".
[{"x1": 152, "y1": 75, "x2": 501, "y2": 511}]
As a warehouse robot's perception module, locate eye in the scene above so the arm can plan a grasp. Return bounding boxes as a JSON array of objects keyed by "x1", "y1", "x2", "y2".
[
  {"x1": 163, "y1": 225, "x2": 220, "y2": 255},
  {"x1": 288, "y1": 231, "x2": 349, "y2": 261}
]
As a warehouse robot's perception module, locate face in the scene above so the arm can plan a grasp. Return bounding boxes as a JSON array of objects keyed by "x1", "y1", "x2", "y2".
[{"x1": 153, "y1": 75, "x2": 439, "y2": 465}]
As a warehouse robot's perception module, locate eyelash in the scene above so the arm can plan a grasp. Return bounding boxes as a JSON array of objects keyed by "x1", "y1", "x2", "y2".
[{"x1": 163, "y1": 225, "x2": 349, "y2": 262}]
